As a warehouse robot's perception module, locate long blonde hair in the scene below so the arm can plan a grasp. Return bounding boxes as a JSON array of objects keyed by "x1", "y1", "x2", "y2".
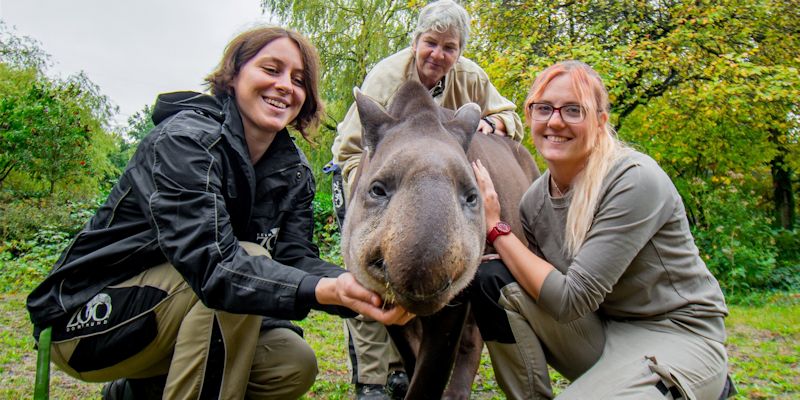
[{"x1": 524, "y1": 61, "x2": 631, "y2": 258}]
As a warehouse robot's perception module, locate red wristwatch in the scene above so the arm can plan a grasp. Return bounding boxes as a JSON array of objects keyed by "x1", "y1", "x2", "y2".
[{"x1": 486, "y1": 221, "x2": 512, "y2": 245}]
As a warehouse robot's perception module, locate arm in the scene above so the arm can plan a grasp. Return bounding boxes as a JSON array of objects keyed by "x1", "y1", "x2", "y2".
[
  {"x1": 474, "y1": 158, "x2": 673, "y2": 322},
  {"x1": 332, "y1": 101, "x2": 364, "y2": 194},
  {"x1": 473, "y1": 160, "x2": 555, "y2": 299},
  {"x1": 149, "y1": 131, "x2": 310, "y2": 319},
  {"x1": 536, "y1": 163, "x2": 672, "y2": 322},
  {"x1": 149, "y1": 128, "x2": 412, "y2": 325},
  {"x1": 466, "y1": 63, "x2": 524, "y2": 141}
]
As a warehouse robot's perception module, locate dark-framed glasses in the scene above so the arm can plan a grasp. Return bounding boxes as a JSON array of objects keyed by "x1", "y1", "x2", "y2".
[{"x1": 529, "y1": 103, "x2": 585, "y2": 124}]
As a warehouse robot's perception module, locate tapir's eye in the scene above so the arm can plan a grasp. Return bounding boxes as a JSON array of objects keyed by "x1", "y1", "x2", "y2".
[
  {"x1": 369, "y1": 182, "x2": 388, "y2": 199},
  {"x1": 464, "y1": 189, "x2": 479, "y2": 207}
]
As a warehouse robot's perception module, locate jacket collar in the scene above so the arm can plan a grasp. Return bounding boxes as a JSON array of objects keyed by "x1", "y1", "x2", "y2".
[{"x1": 220, "y1": 96, "x2": 307, "y2": 177}]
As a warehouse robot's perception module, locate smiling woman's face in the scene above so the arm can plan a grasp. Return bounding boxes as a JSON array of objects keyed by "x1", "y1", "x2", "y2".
[
  {"x1": 531, "y1": 73, "x2": 596, "y2": 170},
  {"x1": 412, "y1": 29, "x2": 460, "y2": 89},
  {"x1": 232, "y1": 37, "x2": 307, "y2": 138}
]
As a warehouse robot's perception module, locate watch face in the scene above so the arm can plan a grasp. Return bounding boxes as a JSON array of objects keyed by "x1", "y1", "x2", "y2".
[{"x1": 497, "y1": 221, "x2": 512, "y2": 234}]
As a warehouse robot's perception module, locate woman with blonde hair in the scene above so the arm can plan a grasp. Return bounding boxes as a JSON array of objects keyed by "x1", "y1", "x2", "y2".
[{"x1": 470, "y1": 60, "x2": 733, "y2": 399}]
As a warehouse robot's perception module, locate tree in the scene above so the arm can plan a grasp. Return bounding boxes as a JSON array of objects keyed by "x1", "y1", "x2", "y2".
[
  {"x1": 0, "y1": 21, "x2": 48, "y2": 72},
  {"x1": 0, "y1": 24, "x2": 118, "y2": 195},
  {"x1": 109, "y1": 103, "x2": 155, "y2": 170}
]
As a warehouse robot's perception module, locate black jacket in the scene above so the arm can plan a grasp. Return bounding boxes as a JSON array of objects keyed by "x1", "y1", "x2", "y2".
[{"x1": 27, "y1": 92, "x2": 352, "y2": 336}]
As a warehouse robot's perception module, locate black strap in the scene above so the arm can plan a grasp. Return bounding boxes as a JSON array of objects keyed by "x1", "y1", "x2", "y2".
[
  {"x1": 656, "y1": 380, "x2": 683, "y2": 399},
  {"x1": 656, "y1": 380, "x2": 669, "y2": 395},
  {"x1": 430, "y1": 78, "x2": 445, "y2": 98}
]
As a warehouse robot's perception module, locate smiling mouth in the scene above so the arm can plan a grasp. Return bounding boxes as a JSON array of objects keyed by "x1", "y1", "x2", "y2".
[
  {"x1": 426, "y1": 61, "x2": 443, "y2": 69},
  {"x1": 546, "y1": 135, "x2": 570, "y2": 143},
  {"x1": 264, "y1": 97, "x2": 288, "y2": 109}
]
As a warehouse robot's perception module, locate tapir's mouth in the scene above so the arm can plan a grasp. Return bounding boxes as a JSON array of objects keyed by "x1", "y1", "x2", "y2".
[{"x1": 366, "y1": 253, "x2": 454, "y2": 315}]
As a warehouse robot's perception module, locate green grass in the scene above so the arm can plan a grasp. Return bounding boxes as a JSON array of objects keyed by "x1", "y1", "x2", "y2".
[
  {"x1": 724, "y1": 293, "x2": 800, "y2": 399},
  {"x1": 2, "y1": 292, "x2": 797, "y2": 399}
]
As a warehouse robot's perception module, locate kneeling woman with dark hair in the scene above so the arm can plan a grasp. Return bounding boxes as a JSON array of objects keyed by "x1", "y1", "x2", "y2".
[{"x1": 27, "y1": 26, "x2": 413, "y2": 399}]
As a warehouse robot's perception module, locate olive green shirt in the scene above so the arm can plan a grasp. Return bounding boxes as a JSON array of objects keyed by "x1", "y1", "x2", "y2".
[
  {"x1": 522, "y1": 151, "x2": 728, "y2": 342},
  {"x1": 332, "y1": 47, "x2": 524, "y2": 196}
]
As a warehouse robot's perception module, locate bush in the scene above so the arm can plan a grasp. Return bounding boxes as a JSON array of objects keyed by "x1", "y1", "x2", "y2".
[
  {"x1": 691, "y1": 181, "x2": 779, "y2": 295},
  {"x1": 0, "y1": 196, "x2": 98, "y2": 242},
  {"x1": 773, "y1": 229, "x2": 800, "y2": 292},
  {"x1": 0, "y1": 196, "x2": 100, "y2": 292}
]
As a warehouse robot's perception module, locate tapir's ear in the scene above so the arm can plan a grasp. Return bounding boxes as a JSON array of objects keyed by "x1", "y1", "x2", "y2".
[
  {"x1": 355, "y1": 87, "x2": 396, "y2": 154},
  {"x1": 445, "y1": 103, "x2": 481, "y2": 152}
]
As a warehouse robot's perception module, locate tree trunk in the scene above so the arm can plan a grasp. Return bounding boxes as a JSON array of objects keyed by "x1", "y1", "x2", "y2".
[{"x1": 771, "y1": 153, "x2": 795, "y2": 230}]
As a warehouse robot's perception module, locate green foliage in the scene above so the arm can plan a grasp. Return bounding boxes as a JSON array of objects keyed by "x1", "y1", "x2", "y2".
[
  {"x1": 0, "y1": 24, "x2": 120, "y2": 196},
  {"x1": 0, "y1": 21, "x2": 48, "y2": 72},
  {"x1": 109, "y1": 103, "x2": 156, "y2": 171},
  {"x1": 690, "y1": 182, "x2": 779, "y2": 293},
  {"x1": 772, "y1": 229, "x2": 800, "y2": 291},
  {"x1": 0, "y1": 196, "x2": 100, "y2": 292},
  {"x1": 312, "y1": 192, "x2": 343, "y2": 266},
  {"x1": 0, "y1": 66, "x2": 119, "y2": 194}
]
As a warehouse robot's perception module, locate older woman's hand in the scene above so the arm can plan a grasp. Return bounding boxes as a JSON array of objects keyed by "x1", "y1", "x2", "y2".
[
  {"x1": 472, "y1": 159, "x2": 502, "y2": 228},
  {"x1": 477, "y1": 116, "x2": 507, "y2": 136},
  {"x1": 316, "y1": 274, "x2": 416, "y2": 326}
]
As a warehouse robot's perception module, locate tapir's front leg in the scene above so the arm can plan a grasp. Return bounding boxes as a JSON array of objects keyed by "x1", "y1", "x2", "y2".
[
  {"x1": 400, "y1": 301, "x2": 470, "y2": 400},
  {"x1": 442, "y1": 311, "x2": 482, "y2": 400}
]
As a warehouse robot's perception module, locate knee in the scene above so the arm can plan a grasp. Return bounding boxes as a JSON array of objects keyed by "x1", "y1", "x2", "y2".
[
  {"x1": 248, "y1": 329, "x2": 318, "y2": 399},
  {"x1": 468, "y1": 260, "x2": 518, "y2": 343},
  {"x1": 283, "y1": 340, "x2": 318, "y2": 397},
  {"x1": 470, "y1": 260, "x2": 516, "y2": 301},
  {"x1": 469, "y1": 260, "x2": 515, "y2": 307}
]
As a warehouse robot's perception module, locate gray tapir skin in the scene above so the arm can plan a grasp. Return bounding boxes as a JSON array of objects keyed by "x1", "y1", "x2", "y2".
[{"x1": 342, "y1": 81, "x2": 539, "y2": 399}]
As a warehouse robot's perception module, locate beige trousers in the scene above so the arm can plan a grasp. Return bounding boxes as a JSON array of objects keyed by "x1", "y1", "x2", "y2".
[{"x1": 344, "y1": 317, "x2": 404, "y2": 385}]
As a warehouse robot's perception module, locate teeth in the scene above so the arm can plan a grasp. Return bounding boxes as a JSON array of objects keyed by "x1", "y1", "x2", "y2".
[
  {"x1": 547, "y1": 135, "x2": 569, "y2": 143},
  {"x1": 265, "y1": 98, "x2": 287, "y2": 109}
]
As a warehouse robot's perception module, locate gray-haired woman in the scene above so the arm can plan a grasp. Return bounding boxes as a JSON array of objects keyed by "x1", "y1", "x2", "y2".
[{"x1": 330, "y1": 1, "x2": 524, "y2": 398}]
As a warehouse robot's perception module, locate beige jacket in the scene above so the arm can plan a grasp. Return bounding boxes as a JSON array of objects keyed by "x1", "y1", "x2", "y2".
[{"x1": 332, "y1": 47, "x2": 524, "y2": 196}]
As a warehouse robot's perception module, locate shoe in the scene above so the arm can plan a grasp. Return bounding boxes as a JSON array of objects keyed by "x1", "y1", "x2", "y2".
[
  {"x1": 386, "y1": 371, "x2": 409, "y2": 400},
  {"x1": 101, "y1": 376, "x2": 165, "y2": 400},
  {"x1": 101, "y1": 379, "x2": 134, "y2": 400},
  {"x1": 356, "y1": 383, "x2": 390, "y2": 400}
]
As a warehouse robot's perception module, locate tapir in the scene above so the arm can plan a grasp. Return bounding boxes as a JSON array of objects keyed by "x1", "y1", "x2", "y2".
[{"x1": 342, "y1": 81, "x2": 539, "y2": 399}]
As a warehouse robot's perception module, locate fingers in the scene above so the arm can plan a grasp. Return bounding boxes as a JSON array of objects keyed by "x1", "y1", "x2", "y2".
[
  {"x1": 471, "y1": 159, "x2": 495, "y2": 193},
  {"x1": 335, "y1": 274, "x2": 416, "y2": 325},
  {"x1": 380, "y1": 305, "x2": 416, "y2": 325},
  {"x1": 481, "y1": 253, "x2": 501, "y2": 262},
  {"x1": 360, "y1": 302, "x2": 416, "y2": 326},
  {"x1": 477, "y1": 120, "x2": 491, "y2": 135}
]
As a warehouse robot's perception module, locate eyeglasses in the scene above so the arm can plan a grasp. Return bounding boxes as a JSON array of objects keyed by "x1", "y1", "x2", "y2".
[{"x1": 529, "y1": 103, "x2": 585, "y2": 124}]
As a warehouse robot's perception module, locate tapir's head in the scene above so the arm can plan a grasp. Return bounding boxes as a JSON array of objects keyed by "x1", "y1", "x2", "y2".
[{"x1": 342, "y1": 81, "x2": 485, "y2": 316}]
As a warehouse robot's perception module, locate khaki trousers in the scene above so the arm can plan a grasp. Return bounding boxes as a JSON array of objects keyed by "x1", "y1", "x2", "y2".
[
  {"x1": 50, "y1": 242, "x2": 317, "y2": 399},
  {"x1": 344, "y1": 317, "x2": 404, "y2": 385},
  {"x1": 482, "y1": 282, "x2": 728, "y2": 399}
]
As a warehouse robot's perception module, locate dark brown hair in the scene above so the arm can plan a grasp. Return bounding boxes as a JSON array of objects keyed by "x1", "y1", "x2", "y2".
[{"x1": 206, "y1": 26, "x2": 323, "y2": 140}]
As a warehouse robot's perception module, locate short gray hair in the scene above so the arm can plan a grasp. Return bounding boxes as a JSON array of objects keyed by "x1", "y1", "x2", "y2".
[{"x1": 411, "y1": 0, "x2": 470, "y2": 53}]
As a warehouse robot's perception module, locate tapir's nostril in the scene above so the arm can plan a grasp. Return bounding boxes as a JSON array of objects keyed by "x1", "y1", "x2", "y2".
[{"x1": 368, "y1": 257, "x2": 385, "y2": 272}]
